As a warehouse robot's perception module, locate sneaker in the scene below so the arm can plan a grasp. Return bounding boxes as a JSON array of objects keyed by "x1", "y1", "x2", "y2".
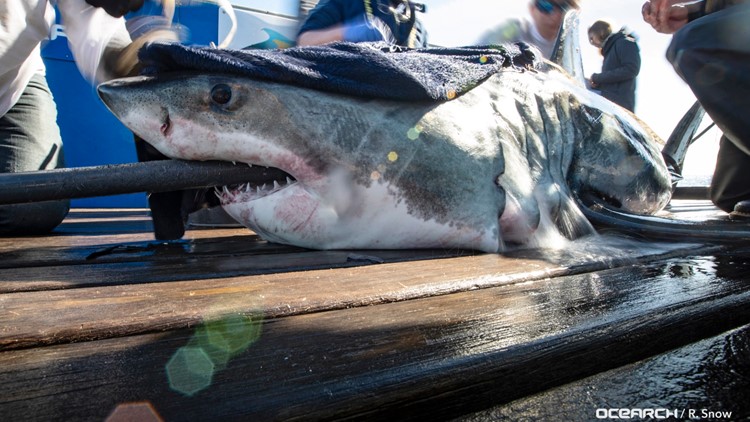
[{"x1": 729, "y1": 200, "x2": 750, "y2": 219}]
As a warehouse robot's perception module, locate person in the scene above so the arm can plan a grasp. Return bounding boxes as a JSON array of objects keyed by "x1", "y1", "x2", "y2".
[
  {"x1": 0, "y1": 0, "x2": 174, "y2": 235},
  {"x1": 475, "y1": 0, "x2": 581, "y2": 60},
  {"x1": 297, "y1": 0, "x2": 428, "y2": 48},
  {"x1": 587, "y1": 20, "x2": 641, "y2": 112},
  {"x1": 642, "y1": 0, "x2": 750, "y2": 218}
]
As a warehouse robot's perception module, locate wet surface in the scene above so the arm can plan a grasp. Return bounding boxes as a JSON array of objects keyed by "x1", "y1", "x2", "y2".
[
  {"x1": 458, "y1": 324, "x2": 750, "y2": 421},
  {"x1": 1, "y1": 246, "x2": 749, "y2": 420},
  {"x1": 458, "y1": 247, "x2": 750, "y2": 421},
  {"x1": 0, "y1": 209, "x2": 749, "y2": 420}
]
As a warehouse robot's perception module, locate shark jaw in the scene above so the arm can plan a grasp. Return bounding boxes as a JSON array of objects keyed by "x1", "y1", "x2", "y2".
[
  {"x1": 217, "y1": 176, "x2": 297, "y2": 205},
  {"x1": 219, "y1": 176, "x2": 502, "y2": 252},
  {"x1": 208, "y1": 161, "x2": 503, "y2": 251}
]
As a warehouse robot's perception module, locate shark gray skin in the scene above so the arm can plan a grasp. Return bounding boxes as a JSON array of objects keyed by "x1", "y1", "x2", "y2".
[
  {"x1": 98, "y1": 29, "x2": 671, "y2": 253},
  {"x1": 98, "y1": 66, "x2": 671, "y2": 252}
]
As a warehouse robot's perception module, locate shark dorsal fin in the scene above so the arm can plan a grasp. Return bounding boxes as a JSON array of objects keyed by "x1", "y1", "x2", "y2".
[{"x1": 550, "y1": 9, "x2": 585, "y2": 85}]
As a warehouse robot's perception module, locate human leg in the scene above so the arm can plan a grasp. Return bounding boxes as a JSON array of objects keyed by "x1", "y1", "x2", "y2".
[
  {"x1": 666, "y1": 3, "x2": 750, "y2": 211},
  {"x1": 666, "y1": 3, "x2": 750, "y2": 154},
  {"x1": 0, "y1": 74, "x2": 70, "y2": 234},
  {"x1": 709, "y1": 135, "x2": 750, "y2": 213}
]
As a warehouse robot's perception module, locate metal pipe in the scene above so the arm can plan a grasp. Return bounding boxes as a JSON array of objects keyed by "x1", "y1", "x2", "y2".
[
  {"x1": 0, "y1": 160, "x2": 289, "y2": 205},
  {"x1": 672, "y1": 186, "x2": 709, "y2": 200}
]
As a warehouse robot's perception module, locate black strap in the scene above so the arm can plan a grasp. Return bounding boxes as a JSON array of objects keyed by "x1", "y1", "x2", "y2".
[{"x1": 364, "y1": 0, "x2": 417, "y2": 47}]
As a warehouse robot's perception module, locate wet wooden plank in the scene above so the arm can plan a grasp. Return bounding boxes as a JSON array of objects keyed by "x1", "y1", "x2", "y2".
[
  {"x1": 661, "y1": 199, "x2": 731, "y2": 222},
  {"x1": 0, "y1": 202, "x2": 727, "y2": 272},
  {"x1": 0, "y1": 200, "x2": 724, "y2": 254},
  {"x1": 0, "y1": 248, "x2": 478, "y2": 293},
  {"x1": 1, "y1": 250, "x2": 749, "y2": 421},
  {"x1": 0, "y1": 239, "x2": 720, "y2": 351},
  {"x1": 0, "y1": 236, "x2": 710, "y2": 293},
  {"x1": 461, "y1": 323, "x2": 750, "y2": 421},
  {"x1": 0, "y1": 209, "x2": 474, "y2": 294},
  {"x1": 0, "y1": 234, "x2": 289, "y2": 268},
  {"x1": 0, "y1": 210, "x2": 155, "y2": 252},
  {"x1": 0, "y1": 247, "x2": 466, "y2": 292},
  {"x1": 0, "y1": 209, "x2": 227, "y2": 252}
]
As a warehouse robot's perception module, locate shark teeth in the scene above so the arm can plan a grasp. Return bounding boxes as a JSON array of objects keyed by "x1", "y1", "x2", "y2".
[{"x1": 215, "y1": 163, "x2": 297, "y2": 204}]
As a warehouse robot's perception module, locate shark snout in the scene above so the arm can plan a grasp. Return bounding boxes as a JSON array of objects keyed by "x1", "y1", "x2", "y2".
[
  {"x1": 97, "y1": 82, "x2": 123, "y2": 117},
  {"x1": 98, "y1": 76, "x2": 156, "y2": 120}
]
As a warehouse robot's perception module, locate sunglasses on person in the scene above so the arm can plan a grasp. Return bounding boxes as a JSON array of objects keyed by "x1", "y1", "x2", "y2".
[{"x1": 534, "y1": 0, "x2": 570, "y2": 14}]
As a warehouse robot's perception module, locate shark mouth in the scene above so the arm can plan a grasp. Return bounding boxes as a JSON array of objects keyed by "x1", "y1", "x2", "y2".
[{"x1": 214, "y1": 163, "x2": 297, "y2": 205}]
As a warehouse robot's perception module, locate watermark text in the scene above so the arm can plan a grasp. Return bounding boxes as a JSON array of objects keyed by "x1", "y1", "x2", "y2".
[{"x1": 595, "y1": 408, "x2": 733, "y2": 419}]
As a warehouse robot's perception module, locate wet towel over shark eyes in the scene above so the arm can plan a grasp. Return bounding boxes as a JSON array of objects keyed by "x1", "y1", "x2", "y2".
[{"x1": 137, "y1": 41, "x2": 540, "y2": 102}]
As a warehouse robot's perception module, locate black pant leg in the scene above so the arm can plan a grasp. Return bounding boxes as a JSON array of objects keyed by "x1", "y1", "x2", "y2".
[
  {"x1": 134, "y1": 136, "x2": 186, "y2": 240},
  {"x1": 710, "y1": 135, "x2": 750, "y2": 212},
  {"x1": 667, "y1": 4, "x2": 750, "y2": 210}
]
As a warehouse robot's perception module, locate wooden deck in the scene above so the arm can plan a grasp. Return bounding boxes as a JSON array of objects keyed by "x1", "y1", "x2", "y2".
[{"x1": 1, "y1": 201, "x2": 749, "y2": 421}]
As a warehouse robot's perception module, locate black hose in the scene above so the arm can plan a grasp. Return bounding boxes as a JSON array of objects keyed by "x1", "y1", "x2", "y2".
[
  {"x1": 580, "y1": 198, "x2": 750, "y2": 243},
  {"x1": 0, "y1": 160, "x2": 290, "y2": 205}
]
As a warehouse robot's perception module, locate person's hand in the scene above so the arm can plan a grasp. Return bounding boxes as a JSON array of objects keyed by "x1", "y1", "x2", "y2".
[
  {"x1": 342, "y1": 16, "x2": 390, "y2": 43},
  {"x1": 85, "y1": 0, "x2": 145, "y2": 17},
  {"x1": 115, "y1": 29, "x2": 181, "y2": 77},
  {"x1": 101, "y1": 27, "x2": 180, "y2": 80},
  {"x1": 641, "y1": 0, "x2": 693, "y2": 34}
]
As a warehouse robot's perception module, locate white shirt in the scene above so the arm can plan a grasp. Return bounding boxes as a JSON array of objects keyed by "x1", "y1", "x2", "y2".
[{"x1": 0, "y1": 0, "x2": 131, "y2": 116}]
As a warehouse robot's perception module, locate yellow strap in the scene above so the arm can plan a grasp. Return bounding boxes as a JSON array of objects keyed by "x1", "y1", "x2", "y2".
[{"x1": 364, "y1": 0, "x2": 374, "y2": 22}]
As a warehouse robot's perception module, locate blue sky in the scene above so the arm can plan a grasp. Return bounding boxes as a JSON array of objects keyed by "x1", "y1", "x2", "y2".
[{"x1": 419, "y1": 0, "x2": 717, "y2": 177}]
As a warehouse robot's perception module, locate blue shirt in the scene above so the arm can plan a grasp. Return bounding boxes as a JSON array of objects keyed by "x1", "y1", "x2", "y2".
[{"x1": 299, "y1": 0, "x2": 423, "y2": 47}]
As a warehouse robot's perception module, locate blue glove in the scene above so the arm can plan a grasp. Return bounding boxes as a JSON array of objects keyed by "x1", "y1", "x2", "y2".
[{"x1": 342, "y1": 15, "x2": 388, "y2": 43}]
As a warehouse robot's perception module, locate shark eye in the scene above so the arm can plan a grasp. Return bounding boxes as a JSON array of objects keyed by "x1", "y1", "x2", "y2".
[{"x1": 211, "y1": 84, "x2": 232, "y2": 105}]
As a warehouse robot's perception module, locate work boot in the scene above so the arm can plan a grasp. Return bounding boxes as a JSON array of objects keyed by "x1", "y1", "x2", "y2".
[{"x1": 729, "y1": 200, "x2": 750, "y2": 219}]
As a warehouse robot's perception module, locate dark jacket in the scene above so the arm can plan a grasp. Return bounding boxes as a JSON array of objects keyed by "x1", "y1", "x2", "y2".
[
  {"x1": 705, "y1": 0, "x2": 746, "y2": 14},
  {"x1": 591, "y1": 29, "x2": 641, "y2": 112},
  {"x1": 298, "y1": 0, "x2": 425, "y2": 47}
]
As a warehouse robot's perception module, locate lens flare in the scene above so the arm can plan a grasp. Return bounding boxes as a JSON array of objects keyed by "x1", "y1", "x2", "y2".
[
  {"x1": 193, "y1": 313, "x2": 263, "y2": 368},
  {"x1": 106, "y1": 401, "x2": 163, "y2": 422},
  {"x1": 166, "y1": 312, "x2": 263, "y2": 396},
  {"x1": 166, "y1": 346, "x2": 215, "y2": 396},
  {"x1": 407, "y1": 125, "x2": 422, "y2": 140}
]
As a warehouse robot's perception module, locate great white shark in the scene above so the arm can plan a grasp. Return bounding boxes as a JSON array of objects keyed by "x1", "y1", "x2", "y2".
[{"x1": 98, "y1": 14, "x2": 674, "y2": 253}]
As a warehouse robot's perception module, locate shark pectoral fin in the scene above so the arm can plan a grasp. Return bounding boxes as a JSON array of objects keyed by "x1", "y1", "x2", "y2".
[
  {"x1": 550, "y1": 195, "x2": 596, "y2": 239},
  {"x1": 499, "y1": 193, "x2": 540, "y2": 244},
  {"x1": 550, "y1": 9, "x2": 586, "y2": 86},
  {"x1": 539, "y1": 184, "x2": 596, "y2": 240}
]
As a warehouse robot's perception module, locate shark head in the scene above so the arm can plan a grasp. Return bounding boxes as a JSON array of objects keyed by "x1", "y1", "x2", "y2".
[
  {"x1": 99, "y1": 73, "x2": 508, "y2": 251},
  {"x1": 547, "y1": 11, "x2": 671, "y2": 216},
  {"x1": 566, "y1": 100, "x2": 672, "y2": 214}
]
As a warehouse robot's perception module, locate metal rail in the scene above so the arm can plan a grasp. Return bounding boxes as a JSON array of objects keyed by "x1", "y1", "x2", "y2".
[{"x1": 0, "y1": 160, "x2": 289, "y2": 205}]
